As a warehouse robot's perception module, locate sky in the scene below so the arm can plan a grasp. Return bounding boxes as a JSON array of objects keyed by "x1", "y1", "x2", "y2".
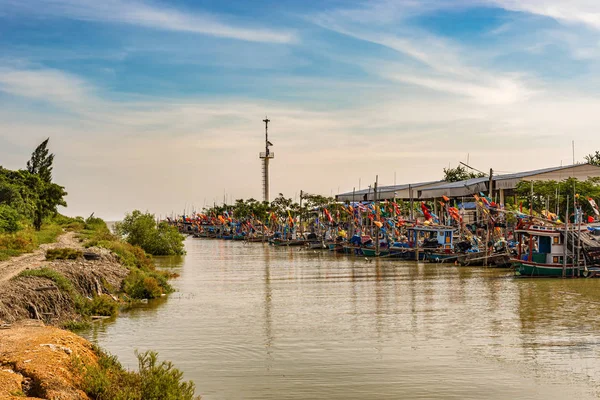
[{"x1": 2, "y1": 0, "x2": 600, "y2": 220}]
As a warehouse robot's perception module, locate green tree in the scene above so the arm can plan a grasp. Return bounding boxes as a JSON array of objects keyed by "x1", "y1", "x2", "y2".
[
  {"x1": 25, "y1": 139, "x2": 67, "y2": 230},
  {"x1": 115, "y1": 210, "x2": 185, "y2": 256},
  {"x1": 443, "y1": 165, "x2": 486, "y2": 182},
  {"x1": 585, "y1": 151, "x2": 600, "y2": 166},
  {"x1": 27, "y1": 138, "x2": 54, "y2": 183}
]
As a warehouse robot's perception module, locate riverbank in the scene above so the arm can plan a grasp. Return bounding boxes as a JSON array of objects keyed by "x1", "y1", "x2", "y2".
[
  {"x1": 0, "y1": 217, "x2": 174, "y2": 328},
  {"x1": 0, "y1": 218, "x2": 201, "y2": 399},
  {"x1": 0, "y1": 320, "x2": 198, "y2": 399}
]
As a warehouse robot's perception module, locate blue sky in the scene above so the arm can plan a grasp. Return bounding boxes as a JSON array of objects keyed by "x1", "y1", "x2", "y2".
[{"x1": 2, "y1": 0, "x2": 600, "y2": 219}]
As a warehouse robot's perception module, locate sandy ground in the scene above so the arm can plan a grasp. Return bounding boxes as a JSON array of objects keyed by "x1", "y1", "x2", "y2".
[
  {"x1": 0, "y1": 232, "x2": 82, "y2": 283},
  {"x1": 0, "y1": 320, "x2": 96, "y2": 399}
]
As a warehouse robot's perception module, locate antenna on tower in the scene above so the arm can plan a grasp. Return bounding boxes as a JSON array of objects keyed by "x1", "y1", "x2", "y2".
[{"x1": 259, "y1": 116, "x2": 274, "y2": 203}]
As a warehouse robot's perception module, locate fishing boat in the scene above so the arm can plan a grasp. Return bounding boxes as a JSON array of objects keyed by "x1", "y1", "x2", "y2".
[
  {"x1": 513, "y1": 225, "x2": 578, "y2": 277},
  {"x1": 361, "y1": 247, "x2": 390, "y2": 257}
]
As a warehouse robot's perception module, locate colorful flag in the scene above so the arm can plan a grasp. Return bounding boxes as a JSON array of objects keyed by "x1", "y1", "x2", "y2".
[{"x1": 588, "y1": 198, "x2": 600, "y2": 216}]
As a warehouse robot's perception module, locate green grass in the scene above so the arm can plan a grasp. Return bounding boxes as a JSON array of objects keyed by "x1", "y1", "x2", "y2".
[
  {"x1": 62, "y1": 320, "x2": 92, "y2": 331},
  {"x1": 18, "y1": 267, "x2": 76, "y2": 294},
  {"x1": 46, "y1": 248, "x2": 83, "y2": 260},
  {"x1": 0, "y1": 222, "x2": 64, "y2": 260}
]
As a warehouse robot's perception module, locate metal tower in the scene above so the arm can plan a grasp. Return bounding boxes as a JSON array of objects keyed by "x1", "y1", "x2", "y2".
[{"x1": 259, "y1": 117, "x2": 274, "y2": 203}]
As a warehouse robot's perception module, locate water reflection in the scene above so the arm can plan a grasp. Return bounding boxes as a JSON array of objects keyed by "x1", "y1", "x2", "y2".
[{"x1": 81, "y1": 238, "x2": 600, "y2": 400}]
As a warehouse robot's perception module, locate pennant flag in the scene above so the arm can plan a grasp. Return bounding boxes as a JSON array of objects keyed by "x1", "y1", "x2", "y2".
[
  {"x1": 420, "y1": 202, "x2": 432, "y2": 221},
  {"x1": 324, "y1": 208, "x2": 334, "y2": 223},
  {"x1": 588, "y1": 198, "x2": 600, "y2": 216}
]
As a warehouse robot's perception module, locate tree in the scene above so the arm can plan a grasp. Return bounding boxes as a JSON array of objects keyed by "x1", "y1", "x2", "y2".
[
  {"x1": 443, "y1": 165, "x2": 485, "y2": 182},
  {"x1": 115, "y1": 210, "x2": 185, "y2": 256},
  {"x1": 25, "y1": 139, "x2": 67, "y2": 230},
  {"x1": 27, "y1": 138, "x2": 54, "y2": 183},
  {"x1": 585, "y1": 151, "x2": 600, "y2": 166}
]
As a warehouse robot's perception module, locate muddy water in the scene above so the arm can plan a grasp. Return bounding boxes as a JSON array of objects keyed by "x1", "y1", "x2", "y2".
[{"x1": 82, "y1": 238, "x2": 600, "y2": 399}]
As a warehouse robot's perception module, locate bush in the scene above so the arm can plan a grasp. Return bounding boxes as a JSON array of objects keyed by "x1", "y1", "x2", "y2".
[
  {"x1": 123, "y1": 271, "x2": 170, "y2": 300},
  {"x1": 137, "y1": 350, "x2": 197, "y2": 400},
  {"x1": 86, "y1": 295, "x2": 119, "y2": 317},
  {"x1": 74, "y1": 348, "x2": 199, "y2": 400},
  {"x1": 0, "y1": 204, "x2": 21, "y2": 233},
  {"x1": 46, "y1": 248, "x2": 83, "y2": 260},
  {"x1": 115, "y1": 211, "x2": 185, "y2": 256}
]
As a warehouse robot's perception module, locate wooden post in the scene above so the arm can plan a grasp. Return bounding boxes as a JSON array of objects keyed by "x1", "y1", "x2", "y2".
[
  {"x1": 563, "y1": 196, "x2": 569, "y2": 278},
  {"x1": 409, "y1": 184, "x2": 414, "y2": 221},
  {"x1": 375, "y1": 176, "x2": 380, "y2": 256},
  {"x1": 489, "y1": 168, "x2": 494, "y2": 199}
]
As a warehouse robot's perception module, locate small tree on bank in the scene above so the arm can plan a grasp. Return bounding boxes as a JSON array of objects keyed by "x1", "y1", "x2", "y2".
[
  {"x1": 25, "y1": 139, "x2": 67, "y2": 230},
  {"x1": 115, "y1": 210, "x2": 185, "y2": 256}
]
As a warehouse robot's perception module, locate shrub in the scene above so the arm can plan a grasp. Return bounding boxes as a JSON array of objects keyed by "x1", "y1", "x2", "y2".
[
  {"x1": 74, "y1": 348, "x2": 199, "y2": 400},
  {"x1": 86, "y1": 295, "x2": 119, "y2": 317},
  {"x1": 0, "y1": 204, "x2": 21, "y2": 233},
  {"x1": 46, "y1": 248, "x2": 83, "y2": 260},
  {"x1": 115, "y1": 211, "x2": 185, "y2": 256},
  {"x1": 123, "y1": 272, "x2": 169, "y2": 300},
  {"x1": 137, "y1": 350, "x2": 197, "y2": 400}
]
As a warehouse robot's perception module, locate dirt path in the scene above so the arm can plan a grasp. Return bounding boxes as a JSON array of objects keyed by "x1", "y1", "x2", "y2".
[{"x1": 0, "y1": 232, "x2": 83, "y2": 283}]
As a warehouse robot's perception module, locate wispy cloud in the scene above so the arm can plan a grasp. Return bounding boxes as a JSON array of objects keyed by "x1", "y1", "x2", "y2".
[
  {"x1": 1, "y1": 0, "x2": 296, "y2": 43},
  {"x1": 489, "y1": 0, "x2": 600, "y2": 30},
  {"x1": 313, "y1": 4, "x2": 535, "y2": 105}
]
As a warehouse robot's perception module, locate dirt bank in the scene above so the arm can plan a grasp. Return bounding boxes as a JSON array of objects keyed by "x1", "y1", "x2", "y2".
[
  {"x1": 0, "y1": 232, "x2": 129, "y2": 326},
  {"x1": 0, "y1": 320, "x2": 97, "y2": 399}
]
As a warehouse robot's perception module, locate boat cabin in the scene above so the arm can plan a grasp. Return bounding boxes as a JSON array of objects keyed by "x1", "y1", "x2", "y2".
[
  {"x1": 407, "y1": 226, "x2": 456, "y2": 250},
  {"x1": 516, "y1": 225, "x2": 565, "y2": 265}
]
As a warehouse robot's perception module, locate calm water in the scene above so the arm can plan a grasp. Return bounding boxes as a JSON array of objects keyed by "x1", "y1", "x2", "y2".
[{"x1": 82, "y1": 238, "x2": 600, "y2": 399}]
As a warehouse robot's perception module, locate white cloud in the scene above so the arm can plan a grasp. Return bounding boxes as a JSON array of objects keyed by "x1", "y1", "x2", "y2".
[
  {"x1": 1, "y1": 0, "x2": 296, "y2": 44},
  {"x1": 0, "y1": 68, "x2": 91, "y2": 104}
]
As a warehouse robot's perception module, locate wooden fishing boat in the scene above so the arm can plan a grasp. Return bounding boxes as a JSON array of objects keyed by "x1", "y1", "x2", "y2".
[
  {"x1": 306, "y1": 241, "x2": 327, "y2": 250},
  {"x1": 456, "y1": 252, "x2": 511, "y2": 267},
  {"x1": 361, "y1": 247, "x2": 390, "y2": 257},
  {"x1": 328, "y1": 243, "x2": 344, "y2": 252},
  {"x1": 245, "y1": 237, "x2": 266, "y2": 243},
  {"x1": 513, "y1": 225, "x2": 578, "y2": 277},
  {"x1": 270, "y1": 238, "x2": 306, "y2": 247}
]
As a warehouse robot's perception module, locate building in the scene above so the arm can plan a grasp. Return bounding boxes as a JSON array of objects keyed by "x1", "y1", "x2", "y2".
[
  {"x1": 418, "y1": 164, "x2": 600, "y2": 203},
  {"x1": 336, "y1": 181, "x2": 443, "y2": 202},
  {"x1": 336, "y1": 164, "x2": 600, "y2": 204}
]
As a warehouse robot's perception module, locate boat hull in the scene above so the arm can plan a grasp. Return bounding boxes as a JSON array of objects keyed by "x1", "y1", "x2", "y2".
[
  {"x1": 514, "y1": 261, "x2": 579, "y2": 277},
  {"x1": 361, "y1": 248, "x2": 390, "y2": 257}
]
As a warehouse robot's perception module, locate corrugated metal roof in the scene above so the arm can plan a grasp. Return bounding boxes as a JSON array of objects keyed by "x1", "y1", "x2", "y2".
[
  {"x1": 337, "y1": 180, "x2": 442, "y2": 197},
  {"x1": 337, "y1": 164, "x2": 600, "y2": 199},
  {"x1": 421, "y1": 164, "x2": 593, "y2": 193}
]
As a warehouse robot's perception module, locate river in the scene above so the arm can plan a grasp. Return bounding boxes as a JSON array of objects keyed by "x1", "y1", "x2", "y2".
[{"x1": 82, "y1": 238, "x2": 600, "y2": 399}]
